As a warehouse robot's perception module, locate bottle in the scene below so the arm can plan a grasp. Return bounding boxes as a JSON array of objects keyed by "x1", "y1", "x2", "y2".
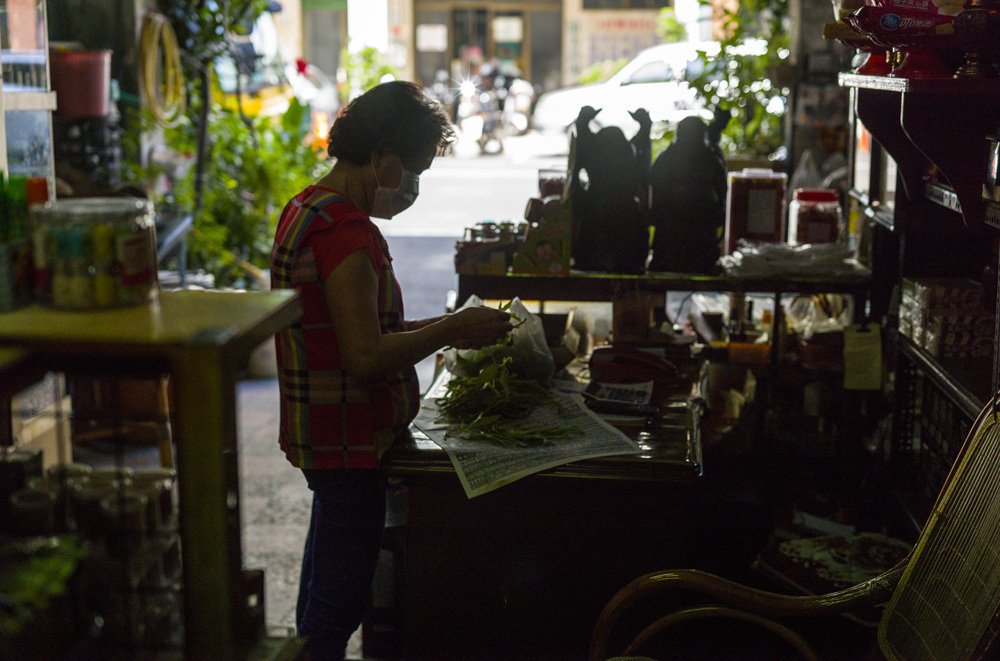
[
  {"x1": 66, "y1": 224, "x2": 94, "y2": 309},
  {"x1": 49, "y1": 226, "x2": 72, "y2": 308},
  {"x1": 727, "y1": 292, "x2": 747, "y2": 341},
  {"x1": 5, "y1": 175, "x2": 28, "y2": 242},
  {"x1": 27, "y1": 177, "x2": 50, "y2": 300},
  {"x1": 0, "y1": 172, "x2": 7, "y2": 243},
  {"x1": 5, "y1": 175, "x2": 34, "y2": 305},
  {"x1": 92, "y1": 223, "x2": 117, "y2": 307}
]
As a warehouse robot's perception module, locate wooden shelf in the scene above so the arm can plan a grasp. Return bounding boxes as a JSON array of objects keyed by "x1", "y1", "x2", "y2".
[
  {"x1": 457, "y1": 270, "x2": 872, "y2": 308},
  {"x1": 0, "y1": 90, "x2": 56, "y2": 111},
  {"x1": 839, "y1": 73, "x2": 1000, "y2": 95},
  {"x1": 842, "y1": 74, "x2": 1000, "y2": 228}
]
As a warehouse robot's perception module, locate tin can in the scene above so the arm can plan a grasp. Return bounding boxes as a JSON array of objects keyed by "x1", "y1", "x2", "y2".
[{"x1": 30, "y1": 197, "x2": 158, "y2": 309}]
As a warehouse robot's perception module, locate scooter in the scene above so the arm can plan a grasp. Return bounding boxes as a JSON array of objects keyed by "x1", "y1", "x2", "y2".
[
  {"x1": 456, "y1": 77, "x2": 504, "y2": 155},
  {"x1": 494, "y1": 72, "x2": 535, "y2": 136}
]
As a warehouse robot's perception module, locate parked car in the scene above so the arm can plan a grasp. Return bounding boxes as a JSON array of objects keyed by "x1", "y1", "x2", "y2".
[{"x1": 531, "y1": 40, "x2": 719, "y2": 138}]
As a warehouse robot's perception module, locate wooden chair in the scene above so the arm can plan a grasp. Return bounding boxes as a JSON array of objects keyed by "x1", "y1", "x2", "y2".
[{"x1": 589, "y1": 398, "x2": 1000, "y2": 660}]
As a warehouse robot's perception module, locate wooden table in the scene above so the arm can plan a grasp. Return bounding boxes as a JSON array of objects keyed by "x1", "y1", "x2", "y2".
[
  {"x1": 0, "y1": 290, "x2": 303, "y2": 658},
  {"x1": 379, "y1": 367, "x2": 706, "y2": 659}
]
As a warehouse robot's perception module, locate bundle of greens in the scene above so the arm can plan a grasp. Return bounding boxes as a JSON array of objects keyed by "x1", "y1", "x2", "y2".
[
  {"x1": 436, "y1": 354, "x2": 577, "y2": 447},
  {"x1": 445, "y1": 298, "x2": 556, "y2": 387}
]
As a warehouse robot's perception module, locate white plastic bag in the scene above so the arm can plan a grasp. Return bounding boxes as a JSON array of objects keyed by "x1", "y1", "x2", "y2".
[
  {"x1": 443, "y1": 295, "x2": 555, "y2": 386},
  {"x1": 786, "y1": 294, "x2": 854, "y2": 339}
]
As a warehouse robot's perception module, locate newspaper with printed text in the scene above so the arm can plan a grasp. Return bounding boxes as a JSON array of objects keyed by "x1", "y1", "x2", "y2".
[{"x1": 413, "y1": 386, "x2": 641, "y2": 498}]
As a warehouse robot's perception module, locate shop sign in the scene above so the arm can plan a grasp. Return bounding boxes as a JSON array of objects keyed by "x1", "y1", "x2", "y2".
[
  {"x1": 492, "y1": 16, "x2": 523, "y2": 43},
  {"x1": 417, "y1": 24, "x2": 447, "y2": 52}
]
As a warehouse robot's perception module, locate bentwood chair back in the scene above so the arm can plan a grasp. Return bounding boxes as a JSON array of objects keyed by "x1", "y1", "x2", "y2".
[
  {"x1": 878, "y1": 400, "x2": 1000, "y2": 659},
  {"x1": 588, "y1": 397, "x2": 1000, "y2": 660}
]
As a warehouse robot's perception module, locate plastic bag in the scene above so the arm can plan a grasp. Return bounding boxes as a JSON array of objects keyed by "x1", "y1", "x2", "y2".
[
  {"x1": 443, "y1": 295, "x2": 555, "y2": 386},
  {"x1": 786, "y1": 294, "x2": 854, "y2": 339}
]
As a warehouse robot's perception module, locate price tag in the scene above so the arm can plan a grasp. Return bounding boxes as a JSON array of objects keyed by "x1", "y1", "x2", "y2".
[{"x1": 843, "y1": 324, "x2": 882, "y2": 390}]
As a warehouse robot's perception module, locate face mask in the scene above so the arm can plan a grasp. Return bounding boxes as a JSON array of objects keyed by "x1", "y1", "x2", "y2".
[{"x1": 371, "y1": 168, "x2": 419, "y2": 219}]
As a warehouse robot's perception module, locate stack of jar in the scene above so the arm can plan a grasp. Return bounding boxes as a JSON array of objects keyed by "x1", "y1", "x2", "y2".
[
  {"x1": 455, "y1": 219, "x2": 526, "y2": 275},
  {"x1": 2, "y1": 458, "x2": 182, "y2": 646}
]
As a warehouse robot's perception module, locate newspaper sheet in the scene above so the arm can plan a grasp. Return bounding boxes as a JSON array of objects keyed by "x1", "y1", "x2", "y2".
[{"x1": 413, "y1": 388, "x2": 641, "y2": 498}]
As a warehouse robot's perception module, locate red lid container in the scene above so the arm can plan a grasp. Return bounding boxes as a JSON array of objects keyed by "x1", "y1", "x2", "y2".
[{"x1": 49, "y1": 49, "x2": 112, "y2": 118}]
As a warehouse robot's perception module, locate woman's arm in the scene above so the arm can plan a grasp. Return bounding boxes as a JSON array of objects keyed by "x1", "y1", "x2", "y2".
[
  {"x1": 325, "y1": 250, "x2": 511, "y2": 381},
  {"x1": 405, "y1": 315, "x2": 448, "y2": 331}
]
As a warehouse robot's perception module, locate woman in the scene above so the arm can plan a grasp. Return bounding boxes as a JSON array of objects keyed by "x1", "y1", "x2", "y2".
[{"x1": 270, "y1": 80, "x2": 512, "y2": 660}]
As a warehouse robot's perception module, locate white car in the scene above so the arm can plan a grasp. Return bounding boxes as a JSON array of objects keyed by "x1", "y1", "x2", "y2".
[{"x1": 531, "y1": 40, "x2": 720, "y2": 138}]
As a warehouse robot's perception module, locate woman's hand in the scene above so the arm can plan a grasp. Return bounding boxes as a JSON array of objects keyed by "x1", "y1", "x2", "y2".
[{"x1": 449, "y1": 306, "x2": 513, "y2": 349}]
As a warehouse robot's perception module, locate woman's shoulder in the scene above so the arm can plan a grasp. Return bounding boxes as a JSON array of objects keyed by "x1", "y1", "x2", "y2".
[
  {"x1": 291, "y1": 186, "x2": 370, "y2": 225},
  {"x1": 298, "y1": 185, "x2": 354, "y2": 209}
]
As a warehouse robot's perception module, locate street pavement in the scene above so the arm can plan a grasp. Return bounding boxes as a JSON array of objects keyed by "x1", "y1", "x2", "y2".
[{"x1": 375, "y1": 129, "x2": 571, "y2": 239}]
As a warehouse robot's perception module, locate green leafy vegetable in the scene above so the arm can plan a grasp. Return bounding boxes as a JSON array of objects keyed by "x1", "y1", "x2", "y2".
[{"x1": 436, "y1": 354, "x2": 577, "y2": 447}]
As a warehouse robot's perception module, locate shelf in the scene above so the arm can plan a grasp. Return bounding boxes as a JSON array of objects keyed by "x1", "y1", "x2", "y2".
[
  {"x1": 457, "y1": 270, "x2": 872, "y2": 307},
  {"x1": 864, "y1": 203, "x2": 895, "y2": 231},
  {"x1": 986, "y1": 200, "x2": 1000, "y2": 230},
  {"x1": 839, "y1": 73, "x2": 1000, "y2": 95},
  {"x1": 924, "y1": 181, "x2": 962, "y2": 214},
  {"x1": 898, "y1": 334, "x2": 990, "y2": 420},
  {"x1": 1, "y1": 90, "x2": 56, "y2": 111},
  {"x1": 848, "y1": 188, "x2": 871, "y2": 207},
  {"x1": 843, "y1": 75, "x2": 1000, "y2": 228}
]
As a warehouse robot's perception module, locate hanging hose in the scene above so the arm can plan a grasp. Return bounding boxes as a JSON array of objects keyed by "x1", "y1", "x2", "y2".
[{"x1": 138, "y1": 12, "x2": 186, "y2": 127}]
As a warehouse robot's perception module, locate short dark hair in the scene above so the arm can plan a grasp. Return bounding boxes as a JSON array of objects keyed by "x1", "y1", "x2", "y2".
[{"x1": 327, "y1": 80, "x2": 455, "y2": 165}]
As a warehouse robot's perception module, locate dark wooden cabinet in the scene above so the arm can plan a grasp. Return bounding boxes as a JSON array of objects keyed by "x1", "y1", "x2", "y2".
[{"x1": 842, "y1": 73, "x2": 1000, "y2": 503}]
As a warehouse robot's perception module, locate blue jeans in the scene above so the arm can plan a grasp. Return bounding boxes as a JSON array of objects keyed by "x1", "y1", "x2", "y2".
[{"x1": 297, "y1": 468, "x2": 387, "y2": 661}]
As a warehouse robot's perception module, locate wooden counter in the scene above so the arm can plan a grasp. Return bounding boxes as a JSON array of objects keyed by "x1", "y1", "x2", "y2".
[{"x1": 379, "y1": 366, "x2": 707, "y2": 658}]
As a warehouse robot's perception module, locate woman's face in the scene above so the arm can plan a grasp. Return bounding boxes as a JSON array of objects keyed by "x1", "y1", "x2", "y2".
[
  {"x1": 369, "y1": 148, "x2": 436, "y2": 219},
  {"x1": 372, "y1": 148, "x2": 436, "y2": 188}
]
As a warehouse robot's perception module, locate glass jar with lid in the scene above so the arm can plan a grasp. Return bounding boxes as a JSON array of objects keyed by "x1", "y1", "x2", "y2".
[
  {"x1": 787, "y1": 188, "x2": 842, "y2": 245},
  {"x1": 30, "y1": 197, "x2": 158, "y2": 309}
]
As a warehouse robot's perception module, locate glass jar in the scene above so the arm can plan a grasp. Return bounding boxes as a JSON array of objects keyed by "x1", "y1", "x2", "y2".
[
  {"x1": 725, "y1": 168, "x2": 788, "y2": 253},
  {"x1": 787, "y1": 188, "x2": 842, "y2": 245},
  {"x1": 30, "y1": 197, "x2": 158, "y2": 309}
]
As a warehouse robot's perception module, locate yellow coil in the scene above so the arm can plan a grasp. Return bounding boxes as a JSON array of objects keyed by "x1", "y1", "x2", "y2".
[{"x1": 138, "y1": 12, "x2": 186, "y2": 127}]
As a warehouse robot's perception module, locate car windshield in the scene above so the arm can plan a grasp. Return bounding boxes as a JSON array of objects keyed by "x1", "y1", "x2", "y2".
[{"x1": 622, "y1": 60, "x2": 675, "y2": 85}]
